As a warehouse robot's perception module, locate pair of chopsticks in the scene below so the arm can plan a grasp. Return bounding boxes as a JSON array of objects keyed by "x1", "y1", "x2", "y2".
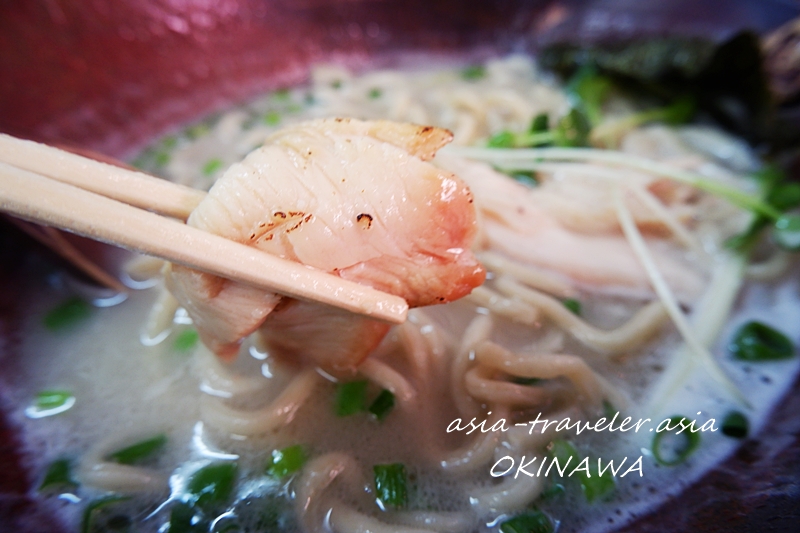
[{"x1": 0, "y1": 133, "x2": 408, "y2": 324}]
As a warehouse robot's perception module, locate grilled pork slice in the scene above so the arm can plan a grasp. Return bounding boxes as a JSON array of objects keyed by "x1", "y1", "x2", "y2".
[{"x1": 166, "y1": 118, "x2": 484, "y2": 371}]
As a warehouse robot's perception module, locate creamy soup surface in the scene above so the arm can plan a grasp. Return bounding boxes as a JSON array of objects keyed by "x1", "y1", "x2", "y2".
[{"x1": 4, "y1": 56, "x2": 800, "y2": 533}]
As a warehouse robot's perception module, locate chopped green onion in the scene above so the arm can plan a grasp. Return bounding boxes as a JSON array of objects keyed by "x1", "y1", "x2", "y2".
[
  {"x1": 579, "y1": 464, "x2": 615, "y2": 502},
  {"x1": 154, "y1": 152, "x2": 171, "y2": 167},
  {"x1": 186, "y1": 462, "x2": 238, "y2": 509},
  {"x1": 202, "y1": 158, "x2": 223, "y2": 176},
  {"x1": 36, "y1": 389, "x2": 74, "y2": 410},
  {"x1": 104, "y1": 514, "x2": 131, "y2": 531},
  {"x1": 27, "y1": 389, "x2": 76, "y2": 418},
  {"x1": 539, "y1": 482, "x2": 565, "y2": 500},
  {"x1": 368, "y1": 88, "x2": 383, "y2": 99},
  {"x1": 548, "y1": 440, "x2": 614, "y2": 501},
  {"x1": 81, "y1": 495, "x2": 130, "y2": 533},
  {"x1": 368, "y1": 389, "x2": 395, "y2": 421},
  {"x1": 131, "y1": 156, "x2": 148, "y2": 170},
  {"x1": 499, "y1": 510, "x2": 554, "y2": 533},
  {"x1": 730, "y1": 321, "x2": 794, "y2": 361},
  {"x1": 330, "y1": 80, "x2": 342, "y2": 89},
  {"x1": 273, "y1": 89, "x2": 290, "y2": 101},
  {"x1": 39, "y1": 458, "x2": 78, "y2": 491},
  {"x1": 286, "y1": 103, "x2": 302, "y2": 113},
  {"x1": 162, "y1": 136, "x2": 178, "y2": 149},
  {"x1": 186, "y1": 123, "x2": 210, "y2": 139},
  {"x1": 173, "y1": 329, "x2": 200, "y2": 352},
  {"x1": 603, "y1": 400, "x2": 619, "y2": 420},
  {"x1": 266, "y1": 445, "x2": 306, "y2": 479},
  {"x1": 373, "y1": 463, "x2": 408, "y2": 509},
  {"x1": 511, "y1": 376, "x2": 544, "y2": 386},
  {"x1": 548, "y1": 439, "x2": 578, "y2": 465},
  {"x1": 721, "y1": 411, "x2": 749, "y2": 439},
  {"x1": 335, "y1": 380, "x2": 368, "y2": 416},
  {"x1": 108, "y1": 434, "x2": 167, "y2": 465},
  {"x1": 263, "y1": 111, "x2": 281, "y2": 126},
  {"x1": 43, "y1": 297, "x2": 91, "y2": 331},
  {"x1": 562, "y1": 298, "x2": 581, "y2": 315},
  {"x1": 168, "y1": 501, "x2": 203, "y2": 533},
  {"x1": 652, "y1": 415, "x2": 701, "y2": 466},
  {"x1": 461, "y1": 65, "x2": 486, "y2": 80}
]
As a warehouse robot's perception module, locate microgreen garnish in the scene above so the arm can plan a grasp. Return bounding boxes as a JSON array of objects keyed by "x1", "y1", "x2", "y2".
[
  {"x1": 726, "y1": 166, "x2": 800, "y2": 252},
  {"x1": 488, "y1": 108, "x2": 590, "y2": 149},
  {"x1": 458, "y1": 146, "x2": 800, "y2": 257},
  {"x1": 566, "y1": 65, "x2": 613, "y2": 126},
  {"x1": 590, "y1": 96, "x2": 695, "y2": 147}
]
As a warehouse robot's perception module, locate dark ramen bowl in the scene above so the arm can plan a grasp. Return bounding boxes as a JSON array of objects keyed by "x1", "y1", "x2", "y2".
[{"x1": 1, "y1": 1, "x2": 799, "y2": 531}]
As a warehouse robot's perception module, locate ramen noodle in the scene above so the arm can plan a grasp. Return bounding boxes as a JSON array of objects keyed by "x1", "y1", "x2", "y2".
[{"x1": 4, "y1": 55, "x2": 799, "y2": 533}]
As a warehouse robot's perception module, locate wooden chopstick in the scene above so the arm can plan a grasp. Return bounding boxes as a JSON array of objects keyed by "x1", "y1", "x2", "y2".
[
  {"x1": 0, "y1": 134, "x2": 203, "y2": 220},
  {"x1": 0, "y1": 160, "x2": 408, "y2": 324}
]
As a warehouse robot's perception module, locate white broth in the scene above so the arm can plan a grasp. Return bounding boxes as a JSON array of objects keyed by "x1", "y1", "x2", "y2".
[{"x1": 4, "y1": 55, "x2": 799, "y2": 533}]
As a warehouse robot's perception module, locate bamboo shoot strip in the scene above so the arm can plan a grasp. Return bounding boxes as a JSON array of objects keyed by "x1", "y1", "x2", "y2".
[{"x1": 0, "y1": 162, "x2": 408, "y2": 324}]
